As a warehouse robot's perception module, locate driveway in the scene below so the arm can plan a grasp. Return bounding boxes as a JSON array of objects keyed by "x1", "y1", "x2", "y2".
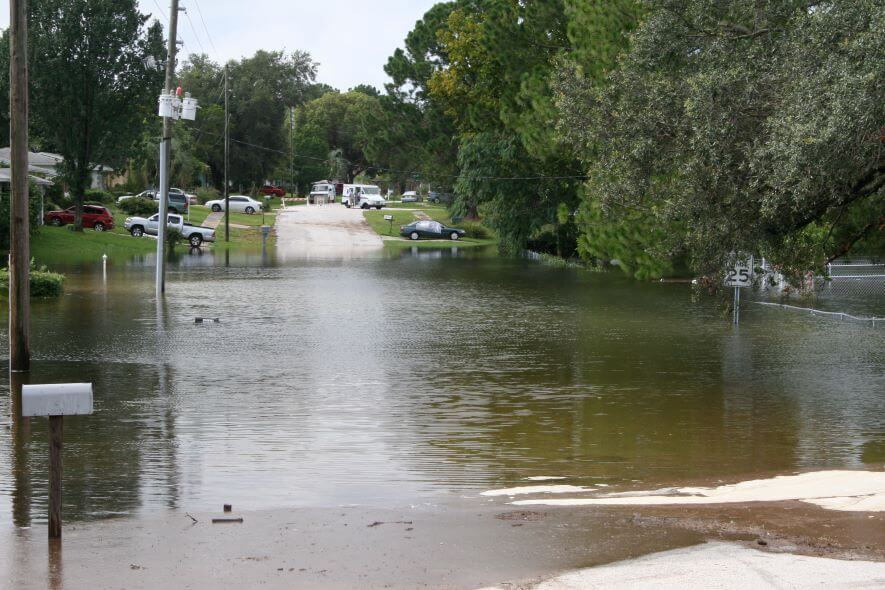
[{"x1": 275, "y1": 204, "x2": 384, "y2": 260}]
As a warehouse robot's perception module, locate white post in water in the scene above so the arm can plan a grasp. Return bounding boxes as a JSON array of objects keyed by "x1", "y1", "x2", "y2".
[{"x1": 21, "y1": 383, "x2": 94, "y2": 539}]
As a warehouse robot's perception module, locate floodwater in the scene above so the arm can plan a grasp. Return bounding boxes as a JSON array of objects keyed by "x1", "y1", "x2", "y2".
[{"x1": 0, "y1": 247, "x2": 883, "y2": 530}]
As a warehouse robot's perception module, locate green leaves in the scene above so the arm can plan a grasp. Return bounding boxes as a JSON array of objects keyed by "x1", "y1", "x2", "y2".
[{"x1": 556, "y1": 0, "x2": 884, "y2": 279}]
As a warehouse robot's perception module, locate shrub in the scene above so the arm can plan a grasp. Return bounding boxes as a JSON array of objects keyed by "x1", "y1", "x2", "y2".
[
  {"x1": 84, "y1": 189, "x2": 113, "y2": 204},
  {"x1": 459, "y1": 220, "x2": 493, "y2": 240},
  {"x1": 0, "y1": 261, "x2": 65, "y2": 298},
  {"x1": 0, "y1": 188, "x2": 42, "y2": 249},
  {"x1": 196, "y1": 187, "x2": 220, "y2": 205},
  {"x1": 119, "y1": 197, "x2": 158, "y2": 216},
  {"x1": 167, "y1": 227, "x2": 182, "y2": 247}
]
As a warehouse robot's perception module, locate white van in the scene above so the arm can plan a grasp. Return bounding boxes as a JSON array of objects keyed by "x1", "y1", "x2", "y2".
[
  {"x1": 309, "y1": 181, "x2": 336, "y2": 204},
  {"x1": 342, "y1": 184, "x2": 386, "y2": 209}
]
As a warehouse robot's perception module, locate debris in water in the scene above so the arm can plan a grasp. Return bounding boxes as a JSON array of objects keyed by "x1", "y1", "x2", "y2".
[
  {"x1": 212, "y1": 517, "x2": 244, "y2": 524},
  {"x1": 367, "y1": 520, "x2": 413, "y2": 528}
]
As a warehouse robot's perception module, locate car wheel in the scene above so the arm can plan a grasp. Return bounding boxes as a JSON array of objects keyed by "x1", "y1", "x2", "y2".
[
  {"x1": 245, "y1": 206, "x2": 255, "y2": 214},
  {"x1": 450, "y1": 232, "x2": 460, "y2": 241},
  {"x1": 189, "y1": 234, "x2": 203, "y2": 247},
  {"x1": 50, "y1": 218, "x2": 62, "y2": 227},
  {"x1": 130, "y1": 226, "x2": 144, "y2": 237},
  {"x1": 211, "y1": 204, "x2": 221, "y2": 212},
  {"x1": 410, "y1": 232, "x2": 419, "y2": 241},
  {"x1": 376, "y1": 206, "x2": 382, "y2": 210},
  {"x1": 94, "y1": 222, "x2": 105, "y2": 232},
  {"x1": 169, "y1": 207, "x2": 179, "y2": 214},
  {"x1": 361, "y1": 203, "x2": 369, "y2": 210}
]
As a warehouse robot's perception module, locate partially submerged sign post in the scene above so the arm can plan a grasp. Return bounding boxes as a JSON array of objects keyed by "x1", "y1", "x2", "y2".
[
  {"x1": 724, "y1": 257, "x2": 753, "y2": 325},
  {"x1": 21, "y1": 383, "x2": 93, "y2": 539}
]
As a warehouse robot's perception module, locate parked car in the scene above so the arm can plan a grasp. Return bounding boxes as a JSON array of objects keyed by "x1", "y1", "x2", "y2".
[
  {"x1": 44, "y1": 205, "x2": 115, "y2": 231},
  {"x1": 400, "y1": 220, "x2": 466, "y2": 241},
  {"x1": 428, "y1": 191, "x2": 454, "y2": 205},
  {"x1": 259, "y1": 185, "x2": 285, "y2": 197},
  {"x1": 117, "y1": 187, "x2": 188, "y2": 205},
  {"x1": 401, "y1": 191, "x2": 422, "y2": 203},
  {"x1": 167, "y1": 193, "x2": 189, "y2": 214},
  {"x1": 204, "y1": 195, "x2": 263, "y2": 214},
  {"x1": 124, "y1": 213, "x2": 215, "y2": 247}
]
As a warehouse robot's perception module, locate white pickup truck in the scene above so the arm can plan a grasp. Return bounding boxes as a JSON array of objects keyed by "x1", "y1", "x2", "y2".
[{"x1": 124, "y1": 213, "x2": 216, "y2": 247}]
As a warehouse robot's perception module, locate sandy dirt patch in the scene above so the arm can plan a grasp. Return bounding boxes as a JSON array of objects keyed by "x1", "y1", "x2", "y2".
[
  {"x1": 275, "y1": 204, "x2": 383, "y2": 260},
  {"x1": 510, "y1": 470, "x2": 885, "y2": 512},
  {"x1": 486, "y1": 542, "x2": 885, "y2": 590}
]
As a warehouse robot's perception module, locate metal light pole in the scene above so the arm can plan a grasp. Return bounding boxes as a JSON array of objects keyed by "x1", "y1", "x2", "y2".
[
  {"x1": 156, "y1": 0, "x2": 180, "y2": 297},
  {"x1": 9, "y1": 0, "x2": 30, "y2": 372},
  {"x1": 224, "y1": 65, "x2": 230, "y2": 242}
]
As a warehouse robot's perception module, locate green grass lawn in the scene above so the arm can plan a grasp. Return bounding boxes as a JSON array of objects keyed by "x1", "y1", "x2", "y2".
[
  {"x1": 363, "y1": 209, "x2": 419, "y2": 237},
  {"x1": 384, "y1": 202, "x2": 449, "y2": 211},
  {"x1": 32, "y1": 225, "x2": 157, "y2": 265}
]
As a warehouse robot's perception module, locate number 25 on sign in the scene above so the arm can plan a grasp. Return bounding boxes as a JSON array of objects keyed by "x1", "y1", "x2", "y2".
[{"x1": 725, "y1": 257, "x2": 753, "y2": 325}]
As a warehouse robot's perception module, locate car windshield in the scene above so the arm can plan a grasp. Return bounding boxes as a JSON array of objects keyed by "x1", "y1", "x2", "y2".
[{"x1": 362, "y1": 187, "x2": 381, "y2": 195}]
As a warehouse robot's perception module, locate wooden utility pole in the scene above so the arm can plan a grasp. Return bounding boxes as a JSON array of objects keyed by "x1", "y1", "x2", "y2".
[
  {"x1": 156, "y1": 0, "x2": 180, "y2": 296},
  {"x1": 48, "y1": 415, "x2": 62, "y2": 538},
  {"x1": 9, "y1": 0, "x2": 30, "y2": 372},
  {"x1": 224, "y1": 65, "x2": 230, "y2": 242}
]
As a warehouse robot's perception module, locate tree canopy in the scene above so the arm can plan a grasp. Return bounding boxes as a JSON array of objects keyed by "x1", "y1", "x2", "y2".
[
  {"x1": 556, "y1": 0, "x2": 884, "y2": 278},
  {"x1": 4, "y1": 0, "x2": 165, "y2": 228}
]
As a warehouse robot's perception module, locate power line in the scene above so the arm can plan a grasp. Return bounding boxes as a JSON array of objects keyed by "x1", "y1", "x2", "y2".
[
  {"x1": 192, "y1": 0, "x2": 220, "y2": 58},
  {"x1": 183, "y1": 10, "x2": 206, "y2": 55},
  {"x1": 151, "y1": 0, "x2": 167, "y2": 23}
]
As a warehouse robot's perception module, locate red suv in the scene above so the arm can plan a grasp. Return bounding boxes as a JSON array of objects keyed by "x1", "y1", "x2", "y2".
[
  {"x1": 259, "y1": 185, "x2": 285, "y2": 197},
  {"x1": 44, "y1": 205, "x2": 115, "y2": 231}
]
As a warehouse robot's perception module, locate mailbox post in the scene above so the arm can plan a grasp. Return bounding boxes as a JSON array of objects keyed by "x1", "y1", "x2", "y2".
[
  {"x1": 384, "y1": 214, "x2": 394, "y2": 236},
  {"x1": 21, "y1": 383, "x2": 93, "y2": 539}
]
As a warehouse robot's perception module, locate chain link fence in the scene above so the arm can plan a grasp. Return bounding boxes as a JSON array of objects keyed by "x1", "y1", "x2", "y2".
[{"x1": 752, "y1": 258, "x2": 884, "y2": 323}]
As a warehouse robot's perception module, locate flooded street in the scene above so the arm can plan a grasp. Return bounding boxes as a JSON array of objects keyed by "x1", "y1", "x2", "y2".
[{"x1": 0, "y1": 248, "x2": 883, "y2": 587}]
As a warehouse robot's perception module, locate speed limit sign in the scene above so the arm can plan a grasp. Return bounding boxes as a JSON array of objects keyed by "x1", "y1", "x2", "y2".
[
  {"x1": 725, "y1": 258, "x2": 753, "y2": 288},
  {"x1": 725, "y1": 256, "x2": 753, "y2": 325}
]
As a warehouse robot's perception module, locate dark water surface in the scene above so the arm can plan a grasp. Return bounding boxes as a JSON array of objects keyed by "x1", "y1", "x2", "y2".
[{"x1": 1, "y1": 250, "x2": 883, "y2": 528}]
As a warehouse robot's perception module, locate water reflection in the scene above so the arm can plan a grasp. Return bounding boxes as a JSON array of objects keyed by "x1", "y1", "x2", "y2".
[{"x1": 0, "y1": 255, "x2": 882, "y2": 528}]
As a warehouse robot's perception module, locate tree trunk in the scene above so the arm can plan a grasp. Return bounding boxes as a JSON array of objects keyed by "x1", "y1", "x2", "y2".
[
  {"x1": 467, "y1": 198, "x2": 479, "y2": 220},
  {"x1": 72, "y1": 163, "x2": 89, "y2": 232}
]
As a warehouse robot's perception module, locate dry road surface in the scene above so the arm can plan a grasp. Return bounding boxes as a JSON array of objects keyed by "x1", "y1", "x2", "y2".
[{"x1": 275, "y1": 203, "x2": 384, "y2": 260}]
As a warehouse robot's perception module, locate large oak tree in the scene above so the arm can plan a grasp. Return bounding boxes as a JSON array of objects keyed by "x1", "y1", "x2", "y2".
[{"x1": 26, "y1": 0, "x2": 165, "y2": 230}]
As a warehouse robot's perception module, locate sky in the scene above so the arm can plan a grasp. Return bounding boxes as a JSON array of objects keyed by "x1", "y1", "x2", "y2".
[{"x1": 0, "y1": 0, "x2": 439, "y2": 91}]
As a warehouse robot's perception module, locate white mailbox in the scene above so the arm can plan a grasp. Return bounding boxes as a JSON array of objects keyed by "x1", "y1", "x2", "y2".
[
  {"x1": 384, "y1": 215, "x2": 393, "y2": 221},
  {"x1": 21, "y1": 383, "x2": 93, "y2": 417}
]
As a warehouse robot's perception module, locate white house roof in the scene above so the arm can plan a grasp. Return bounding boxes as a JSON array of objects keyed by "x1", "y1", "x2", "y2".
[
  {"x1": 0, "y1": 147, "x2": 114, "y2": 173},
  {"x1": 0, "y1": 168, "x2": 55, "y2": 186}
]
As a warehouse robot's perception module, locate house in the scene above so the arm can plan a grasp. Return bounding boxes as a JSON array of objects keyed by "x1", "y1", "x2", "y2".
[
  {"x1": 0, "y1": 147, "x2": 118, "y2": 190},
  {"x1": 0, "y1": 167, "x2": 56, "y2": 223}
]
